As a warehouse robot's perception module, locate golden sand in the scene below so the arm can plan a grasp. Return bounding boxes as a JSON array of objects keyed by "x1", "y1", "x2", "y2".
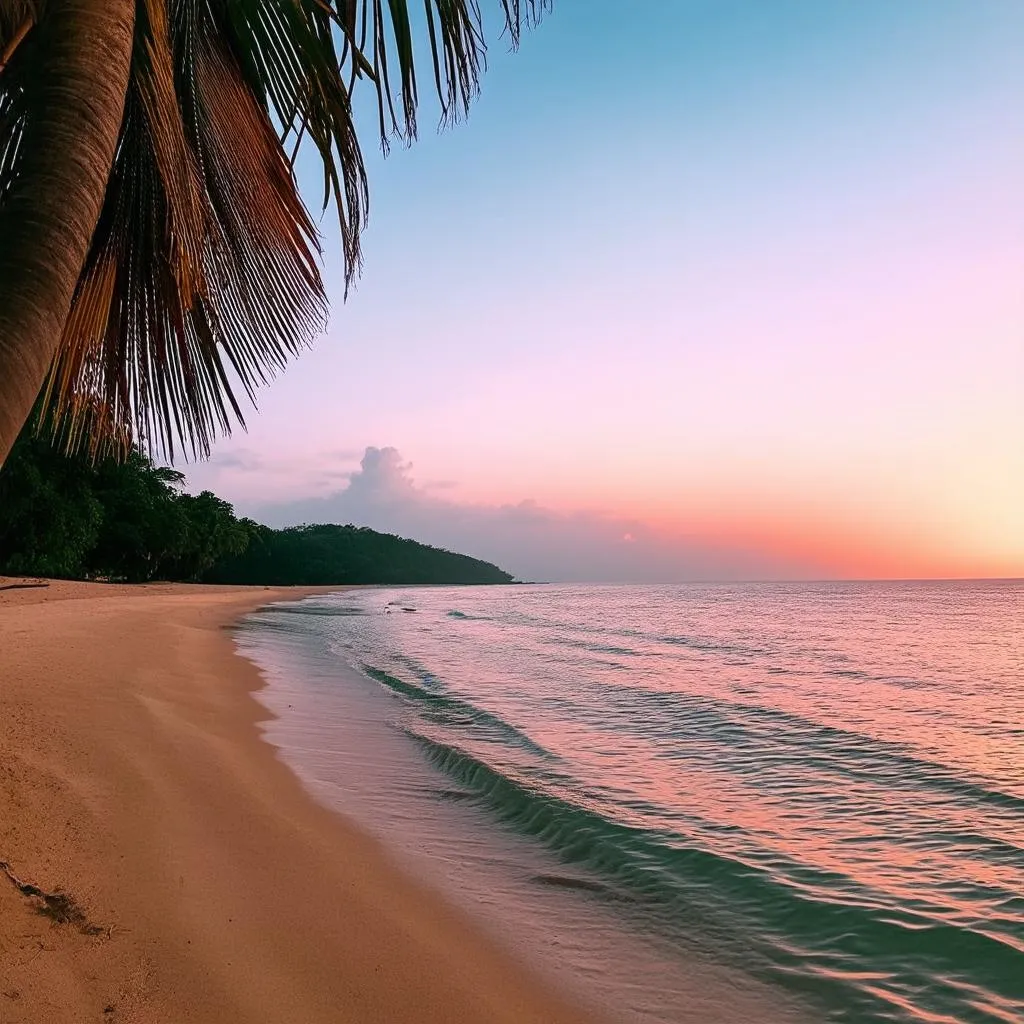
[{"x1": 0, "y1": 578, "x2": 597, "y2": 1023}]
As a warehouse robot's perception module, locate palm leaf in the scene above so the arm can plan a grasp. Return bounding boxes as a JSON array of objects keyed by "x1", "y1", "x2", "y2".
[
  {"x1": 1, "y1": 0, "x2": 549, "y2": 459},
  {"x1": 0, "y1": 1, "x2": 37, "y2": 57},
  {"x1": 0, "y1": 1, "x2": 39, "y2": 209}
]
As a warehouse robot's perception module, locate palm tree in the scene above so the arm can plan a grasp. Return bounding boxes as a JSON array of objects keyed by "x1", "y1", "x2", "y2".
[{"x1": 0, "y1": 0, "x2": 547, "y2": 466}]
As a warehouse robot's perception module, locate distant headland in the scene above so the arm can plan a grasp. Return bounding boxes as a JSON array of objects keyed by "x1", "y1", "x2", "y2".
[{"x1": 0, "y1": 428, "x2": 512, "y2": 587}]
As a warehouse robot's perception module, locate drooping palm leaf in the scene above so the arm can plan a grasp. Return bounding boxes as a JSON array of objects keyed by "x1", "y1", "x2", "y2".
[
  {"x1": 43, "y1": 0, "x2": 330, "y2": 459},
  {"x1": 0, "y1": 0, "x2": 549, "y2": 459},
  {"x1": 0, "y1": 1, "x2": 37, "y2": 56},
  {"x1": 0, "y1": 2, "x2": 38, "y2": 208}
]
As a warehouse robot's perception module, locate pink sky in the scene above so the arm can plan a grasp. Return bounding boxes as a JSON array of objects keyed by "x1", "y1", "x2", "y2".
[{"x1": 184, "y1": 2, "x2": 1024, "y2": 581}]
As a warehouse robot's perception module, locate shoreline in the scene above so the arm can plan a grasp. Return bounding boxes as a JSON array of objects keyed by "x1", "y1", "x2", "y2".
[{"x1": 0, "y1": 578, "x2": 598, "y2": 1023}]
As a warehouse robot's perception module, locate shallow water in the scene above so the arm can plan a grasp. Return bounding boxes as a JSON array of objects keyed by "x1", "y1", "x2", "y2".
[{"x1": 237, "y1": 582, "x2": 1024, "y2": 1023}]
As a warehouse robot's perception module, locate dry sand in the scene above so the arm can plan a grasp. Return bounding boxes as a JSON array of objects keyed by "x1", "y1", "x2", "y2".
[{"x1": 0, "y1": 578, "x2": 598, "y2": 1023}]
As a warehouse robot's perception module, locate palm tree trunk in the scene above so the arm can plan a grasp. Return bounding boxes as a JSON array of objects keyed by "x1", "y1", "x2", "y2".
[{"x1": 0, "y1": 0, "x2": 135, "y2": 466}]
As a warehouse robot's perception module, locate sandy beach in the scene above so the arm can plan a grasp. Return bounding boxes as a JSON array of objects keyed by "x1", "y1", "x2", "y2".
[{"x1": 0, "y1": 579, "x2": 597, "y2": 1023}]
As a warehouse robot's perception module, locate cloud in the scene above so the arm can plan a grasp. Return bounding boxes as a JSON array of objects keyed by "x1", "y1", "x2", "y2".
[
  {"x1": 205, "y1": 448, "x2": 266, "y2": 473},
  {"x1": 181, "y1": 446, "x2": 364, "y2": 504},
  {"x1": 340, "y1": 446, "x2": 418, "y2": 505},
  {"x1": 252, "y1": 446, "x2": 812, "y2": 582}
]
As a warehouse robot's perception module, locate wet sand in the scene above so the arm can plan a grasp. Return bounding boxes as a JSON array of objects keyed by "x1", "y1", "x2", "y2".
[{"x1": 0, "y1": 579, "x2": 598, "y2": 1023}]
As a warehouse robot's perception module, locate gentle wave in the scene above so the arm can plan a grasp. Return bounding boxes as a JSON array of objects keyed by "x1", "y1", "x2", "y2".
[
  {"x1": 362, "y1": 663, "x2": 558, "y2": 761},
  {"x1": 582, "y1": 679, "x2": 1024, "y2": 812},
  {"x1": 402, "y1": 723, "x2": 1024, "y2": 1023}
]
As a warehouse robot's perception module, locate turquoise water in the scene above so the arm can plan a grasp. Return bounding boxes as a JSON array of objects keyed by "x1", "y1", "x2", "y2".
[{"x1": 239, "y1": 582, "x2": 1024, "y2": 1023}]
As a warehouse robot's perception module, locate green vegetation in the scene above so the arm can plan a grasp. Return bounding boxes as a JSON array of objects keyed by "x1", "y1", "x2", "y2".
[
  {"x1": 0, "y1": 430, "x2": 512, "y2": 586},
  {"x1": 208, "y1": 524, "x2": 512, "y2": 586}
]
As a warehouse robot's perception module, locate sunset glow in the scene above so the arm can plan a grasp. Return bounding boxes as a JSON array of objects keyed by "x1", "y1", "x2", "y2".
[{"x1": 184, "y1": 0, "x2": 1024, "y2": 581}]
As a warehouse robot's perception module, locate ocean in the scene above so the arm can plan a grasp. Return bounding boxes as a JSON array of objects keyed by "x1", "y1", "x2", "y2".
[{"x1": 236, "y1": 582, "x2": 1024, "y2": 1023}]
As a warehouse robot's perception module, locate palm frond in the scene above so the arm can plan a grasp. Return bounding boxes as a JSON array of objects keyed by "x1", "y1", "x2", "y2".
[
  {"x1": 25, "y1": 0, "x2": 550, "y2": 460},
  {"x1": 44, "y1": 0, "x2": 327, "y2": 461},
  {"x1": 0, "y1": 1, "x2": 39, "y2": 208},
  {"x1": 0, "y1": 1, "x2": 38, "y2": 55},
  {"x1": 216, "y1": 0, "x2": 367, "y2": 280}
]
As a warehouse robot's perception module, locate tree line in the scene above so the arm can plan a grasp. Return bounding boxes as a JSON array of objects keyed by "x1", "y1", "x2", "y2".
[{"x1": 0, "y1": 430, "x2": 512, "y2": 587}]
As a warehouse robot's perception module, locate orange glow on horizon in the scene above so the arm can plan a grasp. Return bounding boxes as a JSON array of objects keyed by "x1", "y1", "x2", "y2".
[{"x1": 649, "y1": 510, "x2": 1023, "y2": 580}]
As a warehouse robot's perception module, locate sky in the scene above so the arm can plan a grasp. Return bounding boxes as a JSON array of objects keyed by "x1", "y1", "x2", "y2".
[{"x1": 185, "y1": 0, "x2": 1024, "y2": 582}]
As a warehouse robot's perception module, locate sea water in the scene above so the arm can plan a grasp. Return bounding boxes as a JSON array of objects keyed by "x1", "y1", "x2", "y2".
[{"x1": 236, "y1": 582, "x2": 1024, "y2": 1023}]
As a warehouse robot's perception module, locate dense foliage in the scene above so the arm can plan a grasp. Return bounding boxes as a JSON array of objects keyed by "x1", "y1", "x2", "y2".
[
  {"x1": 206, "y1": 523, "x2": 512, "y2": 586},
  {"x1": 0, "y1": 430, "x2": 254, "y2": 582},
  {"x1": 0, "y1": 431, "x2": 512, "y2": 586}
]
